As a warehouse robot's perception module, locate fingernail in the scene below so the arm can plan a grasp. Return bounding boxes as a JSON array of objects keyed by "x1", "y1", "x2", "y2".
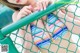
[{"x1": 29, "y1": 5, "x2": 33, "y2": 9}]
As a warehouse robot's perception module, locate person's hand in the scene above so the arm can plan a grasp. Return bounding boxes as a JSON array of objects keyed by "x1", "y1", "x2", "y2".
[
  {"x1": 36, "y1": 0, "x2": 51, "y2": 11},
  {"x1": 17, "y1": 5, "x2": 33, "y2": 21}
]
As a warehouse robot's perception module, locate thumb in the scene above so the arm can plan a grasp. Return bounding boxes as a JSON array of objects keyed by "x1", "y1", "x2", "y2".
[
  {"x1": 33, "y1": 7, "x2": 40, "y2": 12},
  {"x1": 28, "y1": 5, "x2": 33, "y2": 11}
]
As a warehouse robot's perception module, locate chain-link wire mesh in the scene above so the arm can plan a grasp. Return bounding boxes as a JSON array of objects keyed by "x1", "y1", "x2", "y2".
[{"x1": 1, "y1": 0, "x2": 80, "y2": 53}]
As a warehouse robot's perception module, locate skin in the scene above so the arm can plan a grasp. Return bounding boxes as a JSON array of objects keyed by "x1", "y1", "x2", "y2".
[
  {"x1": 53, "y1": 6, "x2": 80, "y2": 35},
  {"x1": 8, "y1": 0, "x2": 80, "y2": 53}
]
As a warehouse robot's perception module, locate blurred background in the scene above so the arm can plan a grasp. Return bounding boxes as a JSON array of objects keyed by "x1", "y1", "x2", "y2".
[{"x1": 0, "y1": 4, "x2": 14, "y2": 29}]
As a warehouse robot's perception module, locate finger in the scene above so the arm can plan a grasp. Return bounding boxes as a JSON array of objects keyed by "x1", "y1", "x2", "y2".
[
  {"x1": 36, "y1": 2, "x2": 40, "y2": 11},
  {"x1": 33, "y1": 7, "x2": 40, "y2": 12},
  {"x1": 42, "y1": 1, "x2": 46, "y2": 10},
  {"x1": 24, "y1": 9, "x2": 32, "y2": 14},
  {"x1": 17, "y1": 14, "x2": 26, "y2": 20},
  {"x1": 17, "y1": 11, "x2": 28, "y2": 20},
  {"x1": 21, "y1": 11, "x2": 28, "y2": 17},
  {"x1": 25, "y1": 5, "x2": 33, "y2": 11},
  {"x1": 45, "y1": 0, "x2": 49, "y2": 7},
  {"x1": 38, "y1": 2, "x2": 43, "y2": 11}
]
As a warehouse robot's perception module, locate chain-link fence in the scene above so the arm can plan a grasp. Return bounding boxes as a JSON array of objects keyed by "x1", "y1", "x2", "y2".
[{"x1": 0, "y1": 0, "x2": 80, "y2": 53}]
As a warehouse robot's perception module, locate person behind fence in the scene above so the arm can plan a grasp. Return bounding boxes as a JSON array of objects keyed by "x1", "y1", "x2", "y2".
[{"x1": 0, "y1": 0, "x2": 80, "y2": 53}]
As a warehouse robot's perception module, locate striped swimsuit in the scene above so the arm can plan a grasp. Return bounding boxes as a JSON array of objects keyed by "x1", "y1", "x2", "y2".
[
  {"x1": 30, "y1": 13, "x2": 68, "y2": 48},
  {"x1": 30, "y1": 25, "x2": 51, "y2": 48},
  {"x1": 47, "y1": 14, "x2": 68, "y2": 39}
]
